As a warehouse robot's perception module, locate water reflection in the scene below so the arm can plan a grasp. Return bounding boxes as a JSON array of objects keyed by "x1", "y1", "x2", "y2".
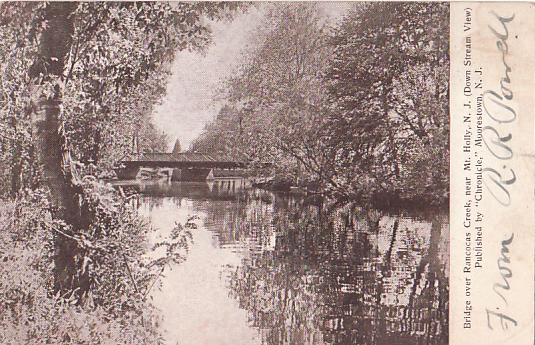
[
  {"x1": 116, "y1": 179, "x2": 249, "y2": 200},
  {"x1": 125, "y1": 180, "x2": 448, "y2": 344}
]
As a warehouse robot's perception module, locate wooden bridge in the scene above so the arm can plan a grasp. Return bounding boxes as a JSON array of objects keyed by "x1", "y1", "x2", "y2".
[{"x1": 115, "y1": 152, "x2": 248, "y2": 182}]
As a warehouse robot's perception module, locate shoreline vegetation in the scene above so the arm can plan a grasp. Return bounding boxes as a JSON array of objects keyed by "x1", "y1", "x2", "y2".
[
  {"x1": 251, "y1": 175, "x2": 448, "y2": 212},
  {"x1": 192, "y1": 2, "x2": 449, "y2": 212},
  {"x1": 0, "y1": 184, "x2": 163, "y2": 343},
  {"x1": 0, "y1": 2, "x2": 448, "y2": 343}
]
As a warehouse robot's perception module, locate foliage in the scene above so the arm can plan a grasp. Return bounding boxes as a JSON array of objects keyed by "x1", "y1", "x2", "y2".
[
  {"x1": 0, "y1": 190, "x2": 161, "y2": 343},
  {"x1": 0, "y1": 3, "x2": 44, "y2": 197},
  {"x1": 61, "y1": 2, "x2": 239, "y2": 171},
  {"x1": 192, "y1": 3, "x2": 333, "y2": 183},
  {"x1": 194, "y1": 2, "x2": 449, "y2": 207},
  {"x1": 171, "y1": 139, "x2": 182, "y2": 155},
  {"x1": 0, "y1": 2, "x2": 237, "y2": 342},
  {"x1": 323, "y1": 2, "x2": 449, "y2": 204},
  {"x1": 0, "y1": 179, "x2": 197, "y2": 343},
  {"x1": 0, "y1": 2, "x2": 242, "y2": 194},
  {"x1": 146, "y1": 216, "x2": 197, "y2": 296}
]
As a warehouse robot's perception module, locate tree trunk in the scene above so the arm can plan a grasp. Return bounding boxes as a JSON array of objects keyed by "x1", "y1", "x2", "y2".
[{"x1": 30, "y1": 2, "x2": 81, "y2": 294}]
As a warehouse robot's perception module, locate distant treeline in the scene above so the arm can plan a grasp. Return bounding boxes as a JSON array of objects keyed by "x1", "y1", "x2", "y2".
[{"x1": 191, "y1": 2, "x2": 449, "y2": 209}]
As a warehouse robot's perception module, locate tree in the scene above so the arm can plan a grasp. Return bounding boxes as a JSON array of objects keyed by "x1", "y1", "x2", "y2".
[
  {"x1": 172, "y1": 138, "x2": 182, "y2": 155},
  {"x1": 195, "y1": 3, "x2": 335, "y2": 187},
  {"x1": 60, "y1": 2, "x2": 240, "y2": 168},
  {"x1": 324, "y1": 2, "x2": 449, "y2": 203},
  {"x1": 0, "y1": 1, "x2": 242, "y2": 297},
  {"x1": 28, "y1": 4, "x2": 80, "y2": 294}
]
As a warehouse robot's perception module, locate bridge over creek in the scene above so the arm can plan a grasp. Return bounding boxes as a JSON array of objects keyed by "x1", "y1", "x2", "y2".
[{"x1": 115, "y1": 152, "x2": 249, "y2": 182}]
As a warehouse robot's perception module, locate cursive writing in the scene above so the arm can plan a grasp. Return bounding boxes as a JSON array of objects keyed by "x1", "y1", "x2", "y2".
[
  {"x1": 481, "y1": 12, "x2": 517, "y2": 207},
  {"x1": 483, "y1": 11, "x2": 518, "y2": 331},
  {"x1": 486, "y1": 234, "x2": 517, "y2": 330}
]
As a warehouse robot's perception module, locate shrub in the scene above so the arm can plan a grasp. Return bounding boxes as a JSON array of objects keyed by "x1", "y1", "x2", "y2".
[{"x1": 0, "y1": 186, "x2": 163, "y2": 344}]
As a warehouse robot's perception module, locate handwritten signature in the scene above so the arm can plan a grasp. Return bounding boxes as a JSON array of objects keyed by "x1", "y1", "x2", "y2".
[
  {"x1": 482, "y1": 11, "x2": 517, "y2": 331},
  {"x1": 481, "y1": 12, "x2": 516, "y2": 207}
]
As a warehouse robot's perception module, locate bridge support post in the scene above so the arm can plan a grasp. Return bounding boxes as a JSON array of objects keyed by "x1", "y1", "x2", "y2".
[{"x1": 171, "y1": 168, "x2": 181, "y2": 181}]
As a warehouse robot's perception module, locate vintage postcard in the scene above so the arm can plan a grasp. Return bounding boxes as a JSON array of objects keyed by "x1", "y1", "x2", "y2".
[{"x1": 0, "y1": 1, "x2": 533, "y2": 344}]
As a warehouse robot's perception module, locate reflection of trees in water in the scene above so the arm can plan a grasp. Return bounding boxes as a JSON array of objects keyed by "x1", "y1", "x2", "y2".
[
  {"x1": 196, "y1": 194, "x2": 448, "y2": 344},
  {"x1": 140, "y1": 195, "x2": 165, "y2": 212},
  {"x1": 151, "y1": 187, "x2": 447, "y2": 344},
  {"x1": 130, "y1": 181, "x2": 448, "y2": 343},
  {"x1": 192, "y1": 189, "x2": 276, "y2": 249}
]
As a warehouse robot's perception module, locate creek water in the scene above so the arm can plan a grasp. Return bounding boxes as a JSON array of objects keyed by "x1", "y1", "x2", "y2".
[{"x1": 124, "y1": 179, "x2": 449, "y2": 344}]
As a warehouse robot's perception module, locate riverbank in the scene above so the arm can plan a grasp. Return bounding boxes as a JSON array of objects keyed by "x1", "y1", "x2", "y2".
[
  {"x1": 0, "y1": 186, "x2": 161, "y2": 344},
  {"x1": 252, "y1": 176, "x2": 449, "y2": 212}
]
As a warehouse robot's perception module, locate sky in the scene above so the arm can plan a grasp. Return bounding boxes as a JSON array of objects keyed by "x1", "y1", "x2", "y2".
[
  {"x1": 151, "y1": 8, "x2": 264, "y2": 151},
  {"x1": 152, "y1": 3, "x2": 352, "y2": 151}
]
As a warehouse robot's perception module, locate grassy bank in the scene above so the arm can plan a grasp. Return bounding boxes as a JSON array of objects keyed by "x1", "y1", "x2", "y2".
[{"x1": 0, "y1": 186, "x2": 162, "y2": 344}]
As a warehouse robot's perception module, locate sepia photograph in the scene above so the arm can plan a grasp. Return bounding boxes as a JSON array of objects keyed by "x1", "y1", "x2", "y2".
[{"x1": 0, "y1": 2, "x2": 450, "y2": 344}]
